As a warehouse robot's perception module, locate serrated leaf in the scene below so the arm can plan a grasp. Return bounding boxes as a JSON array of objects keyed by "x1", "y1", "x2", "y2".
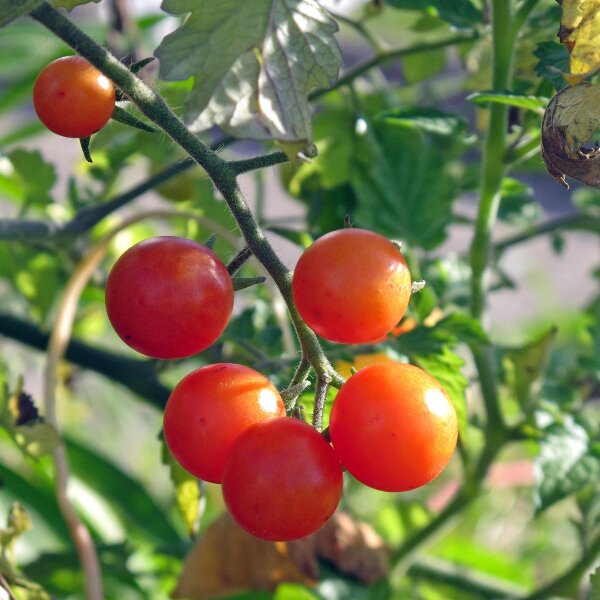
[
  {"x1": 155, "y1": 0, "x2": 342, "y2": 142},
  {"x1": 559, "y1": 0, "x2": 600, "y2": 76},
  {"x1": 534, "y1": 41, "x2": 571, "y2": 91},
  {"x1": 378, "y1": 107, "x2": 469, "y2": 137},
  {"x1": 534, "y1": 415, "x2": 600, "y2": 514},
  {"x1": 0, "y1": 0, "x2": 43, "y2": 28},
  {"x1": 541, "y1": 82, "x2": 600, "y2": 189},
  {"x1": 590, "y1": 567, "x2": 600, "y2": 600},
  {"x1": 503, "y1": 327, "x2": 557, "y2": 408},
  {"x1": 385, "y1": 0, "x2": 482, "y2": 28},
  {"x1": 467, "y1": 91, "x2": 548, "y2": 113},
  {"x1": 162, "y1": 441, "x2": 201, "y2": 537},
  {"x1": 414, "y1": 348, "x2": 468, "y2": 443}
]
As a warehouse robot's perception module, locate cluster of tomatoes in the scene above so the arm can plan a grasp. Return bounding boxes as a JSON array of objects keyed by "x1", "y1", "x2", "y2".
[
  {"x1": 32, "y1": 55, "x2": 457, "y2": 542},
  {"x1": 104, "y1": 231, "x2": 458, "y2": 542}
]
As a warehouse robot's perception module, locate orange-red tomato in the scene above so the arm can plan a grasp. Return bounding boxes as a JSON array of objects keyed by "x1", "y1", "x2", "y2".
[
  {"x1": 329, "y1": 363, "x2": 458, "y2": 492},
  {"x1": 33, "y1": 56, "x2": 115, "y2": 138},
  {"x1": 222, "y1": 417, "x2": 343, "y2": 541},
  {"x1": 292, "y1": 229, "x2": 411, "y2": 344},
  {"x1": 105, "y1": 236, "x2": 233, "y2": 359},
  {"x1": 163, "y1": 364, "x2": 285, "y2": 483}
]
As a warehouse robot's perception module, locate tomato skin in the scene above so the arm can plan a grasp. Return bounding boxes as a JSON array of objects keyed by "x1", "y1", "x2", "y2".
[
  {"x1": 329, "y1": 363, "x2": 458, "y2": 492},
  {"x1": 222, "y1": 417, "x2": 343, "y2": 541},
  {"x1": 292, "y1": 229, "x2": 411, "y2": 344},
  {"x1": 105, "y1": 236, "x2": 233, "y2": 359},
  {"x1": 33, "y1": 56, "x2": 115, "y2": 138},
  {"x1": 163, "y1": 364, "x2": 285, "y2": 483}
]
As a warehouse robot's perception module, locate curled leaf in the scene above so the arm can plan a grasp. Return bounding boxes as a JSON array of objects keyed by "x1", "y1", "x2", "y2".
[
  {"x1": 541, "y1": 82, "x2": 600, "y2": 188},
  {"x1": 559, "y1": 0, "x2": 600, "y2": 76},
  {"x1": 172, "y1": 511, "x2": 389, "y2": 598}
]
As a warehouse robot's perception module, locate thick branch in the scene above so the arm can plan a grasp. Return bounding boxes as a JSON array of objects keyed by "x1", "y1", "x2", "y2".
[{"x1": 0, "y1": 313, "x2": 170, "y2": 409}]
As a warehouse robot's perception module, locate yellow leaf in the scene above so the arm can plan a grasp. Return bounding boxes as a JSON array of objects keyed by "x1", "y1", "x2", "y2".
[{"x1": 560, "y1": 0, "x2": 600, "y2": 76}]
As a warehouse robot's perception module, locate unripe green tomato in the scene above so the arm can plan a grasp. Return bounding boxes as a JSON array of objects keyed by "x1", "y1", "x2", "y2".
[{"x1": 149, "y1": 162, "x2": 197, "y2": 201}]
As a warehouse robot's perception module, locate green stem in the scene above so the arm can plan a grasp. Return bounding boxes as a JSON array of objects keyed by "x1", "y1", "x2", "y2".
[
  {"x1": 524, "y1": 531, "x2": 600, "y2": 600},
  {"x1": 229, "y1": 151, "x2": 289, "y2": 176},
  {"x1": 494, "y1": 213, "x2": 600, "y2": 255},
  {"x1": 310, "y1": 32, "x2": 478, "y2": 101},
  {"x1": 0, "y1": 313, "x2": 170, "y2": 408},
  {"x1": 30, "y1": 2, "x2": 341, "y2": 386},
  {"x1": 469, "y1": 0, "x2": 514, "y2": 320},
  {"x1": 312, "y1": 373, "x2": 331, "y2": 431},
  {"x1": 514, "y1": 0, "x2": 542, "y2": 32},
  {"x1": 408, "y1": 557, "x2": 526, "y2": 599}
]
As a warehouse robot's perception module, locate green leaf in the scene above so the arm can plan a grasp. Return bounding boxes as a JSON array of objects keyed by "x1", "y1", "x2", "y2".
[
  {"x1": 498, "y1": 177, "x2": 543, "y2": 227},
  {"x1": 51, "y1": 0, "x2": 100, "y2": 9},
  {"x1": 0, "y1": 0, "x2": 42, "y2": 28},
  {"x1": 155, "y1": 0, "x2": 342, "y2": 142},
  {"x1": 111, "y1": 105, "x2": 158, "y2": 133},
  {"x1": 503, "y1": 327, "x2": 557, "y2": 408},
  {"x1": 467, "y1": 91, "x2": 548, "y2": 112},
  {"x1": 162, "y1": 441, "x2": 202, "y2": 537},
  {"x1": 274, "y1": 583, "x2": 319, "y2": 600},
  {"x1": 7, "y1": 149, "x2": 56, "y2": 208},
  {"x1": 414, "y1": 347, "x2": 469, "y2": 444},
  {"x1": 66, "y1": 437, "x2": 181, "y2": 544},
  {"x1": 534, "y1": 42, "x2": 570, "y2": 91},
  {"x1": 385, "y1": 0, "x2": 483, "y2": 28},
  {"x1": 535, "y1": 414, "x2": 600, "y2": 514},
  {"x1": 378, "y1": 107, "x2": 469, "y2": 137},
  {"x1": 590, "y1": 567, "x2": 600, "y2": 600},
  {"x1": 299, "y1": 107, "x2": 467, "y2": 249},
  {"x1": 402, "y1": 48, "x2": 446, "y2": 84}
]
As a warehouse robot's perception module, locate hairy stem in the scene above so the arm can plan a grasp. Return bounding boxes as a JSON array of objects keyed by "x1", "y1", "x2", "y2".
[{"x1": 30, "y1": 2, "x2": 341, "y2": 385}]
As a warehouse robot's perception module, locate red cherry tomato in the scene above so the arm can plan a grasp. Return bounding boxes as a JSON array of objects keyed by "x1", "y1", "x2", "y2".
[
  {"x1": 33, "y1": 56, "x2": 115, "y2": 138},
  {"x1": 329, "y1": 362, "x2": 458, "y2": 492},
  {"x1": 222, "y1": 417, "x2": 343, "y2": 541},
  {"x1": 163, "y1": 364, "x2": 285, "y2": 483},
  {"x1": 105, "y1": 236, "x2": 233, "y2": 359},
  {"x1": 292, "y1": 228, "x2": 411, "y2": 344}
]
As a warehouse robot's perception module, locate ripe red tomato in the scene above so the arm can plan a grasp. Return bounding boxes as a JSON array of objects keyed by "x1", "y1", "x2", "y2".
[
  {"x1": 105, "y1": 236, "x2": 233, "y2": 359},
  {"x1": 222, "y1": 417, "x2": 343, "y2": 541},
  {"x1": 329, "y1": 362, "x2": 458, "y2": 492},
  {"x1": 163, "y1": 364, "x2": 285, "y2": 483},
  {"x1": 292, "y1": 228, "x2": 411, "y2": 344},
  {"x1": 33, "y1": 56, "x2": 115, "y2": 138}
]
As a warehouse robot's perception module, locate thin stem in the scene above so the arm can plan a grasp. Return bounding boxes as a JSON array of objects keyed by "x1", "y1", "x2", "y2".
[
  {"x1": 31, "y1": 2, "x2": 341, "y2": 386},
  {"x1": 229, "y1": 151, "x2": 288, "y2": 176},
  {"x1": 310, "y1": 32, "x2": 478, "y2": 101},
  {"x1": 408, "y1": 557, "x2": 526, "y2": 599},
  {"x1": 226, "y1": 247, "x2": 252, "y2": 276},
  {"x1": 494, "y1": 213, "x2": 600, "y2": 255},
  {"x1": 42, "y1": 209, "x2": 237, "y2": 600},
  {"x1": 524, "y1": 531, "x2": 600, "y2": 600},
  {"x1": 514, "y1": 0, "x2": 542, "y2": 33},
  {"x1": 329, "y1": 11, "x2": 384, "y2": 53},
  {"x1": 312, "y1": 373, "x2": 331, "y2": 432}
]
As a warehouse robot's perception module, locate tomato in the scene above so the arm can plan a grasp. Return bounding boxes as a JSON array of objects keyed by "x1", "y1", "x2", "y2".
[
  {"x1": 222, "y1": 417, "x2": 343, "y2": 541},
  {"x1": 33, "y1": 56, "x2": 115, "y2": 138},
  {"x1": 292, "y1": 228, "x2": 411, "y2": 344},
  {"x1": 105, "y1": 236, "x2": 233, "y2": 359},
  {"x1": 163, "y1": 364, "x2": 285, "y2": 483},
  {"x1": 329, "y1": 362, "x2": 457, "y2": 492}
]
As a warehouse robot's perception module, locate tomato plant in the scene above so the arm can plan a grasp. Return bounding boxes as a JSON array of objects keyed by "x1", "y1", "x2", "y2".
[
  {"x1": 163, "y1": 363, "x2": 286, "y2": 483},
  {"x1": 292, "y1": 228, "x2": 411, "y2": 344},
  {"x1": 222, "y1": 417, "x2": 343, "y2": 541},
  {"x1": 329, "y1": 362, "x2": 458, "y2": 492},
  {"x1": 32, "y1": 55, "x2": 115, "y2": 138},
  {"x1": 105, "y1": 236, "x2": 233, "y2": 359}
]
